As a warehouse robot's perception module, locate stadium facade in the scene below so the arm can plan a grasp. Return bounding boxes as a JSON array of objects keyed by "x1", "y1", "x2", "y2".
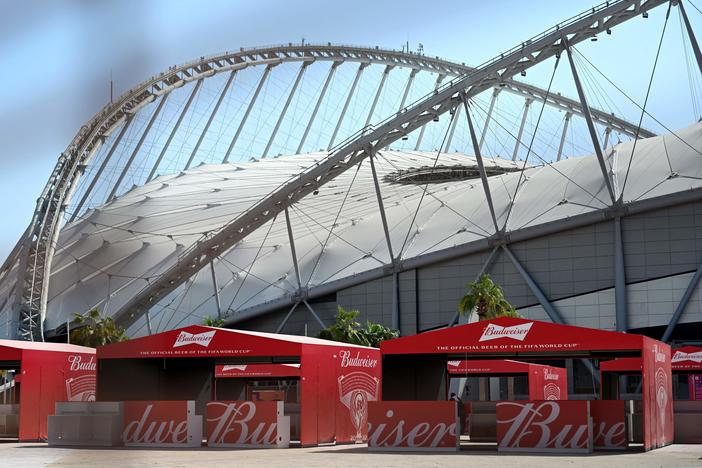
[{"x1": 1, "y1": 0, "x2": 701, "y2": 365}]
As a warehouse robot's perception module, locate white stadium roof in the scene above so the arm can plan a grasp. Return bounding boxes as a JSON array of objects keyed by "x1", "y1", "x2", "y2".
[{"x1": 3, "y1": 123, "x2": 701, "y2": 336}]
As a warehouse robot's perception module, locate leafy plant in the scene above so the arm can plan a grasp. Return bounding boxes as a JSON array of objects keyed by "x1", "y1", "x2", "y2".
[
  {"x1": 202, "y1": 316, "x2": 225, "y2": 327},
  {"x1": 69, "y1": 308, "x2": 127, "y2": 347},
  {"x1": 458, "y1": 273, "x2": 520, "y2": 321},
  {"x1": 319, "y1": 306, "x2": 399, "y2": 347}
]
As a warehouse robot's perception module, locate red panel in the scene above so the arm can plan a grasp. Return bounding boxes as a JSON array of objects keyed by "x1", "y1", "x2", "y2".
[
  {"x1": 214, "y1": 364, "x2": 301, "y2": 378},
  {"x1": 381, "y1": 318, "x2": 644, "y2": 355},
  {"x1": 206, "y1": 401, "x2": 279, "y2": 446},
  {"x1": 368, "y1": 401, "x2": 457, "y2": 450},
  {"x1": 600, "y1": 357, "x2": 643, "y2": 373},
  {"x1": 123, "y1": 401, "x2": 191, "y2": 445},
  {"x1": 447, "y1": 359, "x2": 530, "y2": 374},
  {"x1": 496, "y1": 400, "x2": 591, "y2": 453},
  {"x1": 98, "y1": 325, "x2": 302, "y2": 359},
  {"x1": 528, "y1": 365, "x2": 567, "y2": 400},
  {"x1": 334, "y1": 347, "x2": 381, "y2": 443},
  {"x1": 591, "y1": 400, "x2": 627, "y2": 450},
  {"x1": 17, "y1": 349, "x2": 96, "y2": 441},
  {"x1": 671, "y1": 346, "x2": 702, "y2": 372},
  {"x1": 641, "y1": 338, "x2": 674, "y2": 451}
]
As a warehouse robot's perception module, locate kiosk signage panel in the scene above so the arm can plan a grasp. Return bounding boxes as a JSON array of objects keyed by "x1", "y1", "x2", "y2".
[
  {"x1": 367, "y1": 401, "x2": 458, "y2": 451},
  {"x1": 122, "y1": 400, "x2": 201, "y2": 447},
  {"x1": 496, "y1": 400, "x2": 592, "y2": 453},
  {"x1": 591, "y1": 400, "x2": 627, "y2": 449},
  {"x1": 206, "y1": 400, "x2": 289, "y2": 448}
]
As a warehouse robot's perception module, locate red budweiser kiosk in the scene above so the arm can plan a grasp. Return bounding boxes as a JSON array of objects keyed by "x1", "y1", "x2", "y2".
[
  {"x1": 601, "y1": 346, "x2": 702, "y2": 443},
  {"x1": 447, "y1": 359, "x2": 567, "y2": 401},
  {"x1": 447, "y1": 359, "x2": 567, "y2": 441},
  {"x1": 90, "y1": 325, "x2": 380, "y2": 448},
  {"x1": 0, "y1": 339, "x2": 96, "y2": 440},
  {"x1": 370, "y1": 318, "x2": 673, "y2": 453}
]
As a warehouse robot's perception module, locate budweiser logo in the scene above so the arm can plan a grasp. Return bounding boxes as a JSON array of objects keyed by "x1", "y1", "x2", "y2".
[
  {"x1": 123, "y1": 404, "x2": 188, "y2": 444},
  {"x1": 68, "y1": 354, "x2": 96, "y2": 372},
  {"x1": 497, "y1": 401, "x2": 589, "y2": 450},
  {"x1": 672, "y1": 351, "x2": 702, "y2": 363},
  {"x1": 339, "y1": 371, "x2": 380, "y2": 441},
  {"x1": 653, "y1": 344, "x2": 666, "y2": 363},
  {"x1": 207, "y1": 402, "x2": 278, "y2": 446},
  {"x1": 173, "y1": 330, "x2": 216, "y2": 348},
  {"x1": 479, "y1": 322, "x2": 533, "y2": 342},
  {"x1": 543, "y1": 369, "x2": 559, "y2": 381},
  {"x1": 368, "y1": 408, "x2": 457, "y2": 448},
  {"x1": 339, "y1": 350, "x2": 378, "y2": 368},
  {"x1": 221, "y1": 365, "x2": 247, "y2": 372}
]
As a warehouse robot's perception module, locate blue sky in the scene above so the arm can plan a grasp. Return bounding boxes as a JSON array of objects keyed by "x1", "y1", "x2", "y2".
[{"x1": 1, "y1": 0, "x2": 701, "y2": 259}]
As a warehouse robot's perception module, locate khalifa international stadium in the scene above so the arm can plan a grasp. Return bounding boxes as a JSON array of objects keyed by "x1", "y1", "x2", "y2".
[{"x1": 1, "y1": 0, "x2": 702, "y2": 382}]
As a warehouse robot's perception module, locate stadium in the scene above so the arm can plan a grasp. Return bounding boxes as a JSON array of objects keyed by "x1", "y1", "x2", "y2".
[{"x1": 1, "y1": 0, "x2": 701, "y2": 396}]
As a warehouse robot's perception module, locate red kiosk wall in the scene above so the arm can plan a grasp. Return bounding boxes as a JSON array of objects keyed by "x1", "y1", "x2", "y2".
[
  {"x1": 19, "y1": 350, "x2": 96, "y2": 440},
  {"x1": 299, "y1": 345, "x2": 334, "y2": 446},
  {"x1": 528, "y1": 366, "x2": 567, "y2": 400},
  {"x1": 641, "y1": 338, "x2": 673, "y2": 450},
  {"x1": 333, "y1": 346, "x2": 381, "y2": 443}
]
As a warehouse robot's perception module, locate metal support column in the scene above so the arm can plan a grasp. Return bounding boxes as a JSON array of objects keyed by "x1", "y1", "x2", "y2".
[
  {"x1": 384, "y1": 69, "x2": 418, "y2": 150},
  {"x1": 147, "y1": 79, "x2": 203, "y2": 182},
  {"x1": 511, "y1": 98, "x2": 533, "y2": 161},
  {"x1": 284, "y1": 208, "x2": 302, "y2": 289},
  {"x1": 369, "y1": 151, "x2": 399, "y2": 329},
  {"x1": 106, "y1": 94, "x2": 169, "y2": 202},
  {"x1": 303, "y1": 300, "x2": 327, "y2": 329},
  {"x1": 328, "y1": 63, "x2": 368, "y2": 150},
  {"x1": 263, "y1": 63, "x2": 309, "y2": 158},
  {"x1": 680, "y1": 0, "x2": 702, "y2": 78},
  {"x1": 449, "y1": 246, "x2": 499, "y2": 327},
  {"x1": 661, "y1": 259, "x2": 702, "y2": 342},
  {"x1": 223, "y1": 65, "x2": 274, "y2": 162},
  {"x1": 297, "y1": 62, "x2": 339, "y2": 154},
  {"x1": 398, "y1": 69, "x2": 418, "y2": 112},
  {"x1": 479, "y1": 88, "x2": 501, "y2": 150},
  {"x1": 614, "y1": 217, "x2": 627, "y2": 331},
  {"x1": 364, "y1": 65, "x2": 393, "y2": 127},
  {"x1": 275, "y1": 301, "x2": 300, "y2": 333},
  {"x1": 414, "y1": 74, "x2": 445, "y2": 150},
  {"x1": 184, "y1": 70, "x2": 237, "y2": 170},
  {"x1": 566, "y1": 45, "x2": 617, "y2": 203},
  {"x1": 210, "y1": 260, "x2": 222, "y2": 320},
  {"x1": 145, "y1": 310, "x2": 153, "y2": 335},
  {"x1": 602, "y1": 126, "x2": 612, "y2": 152},
  {"x1": 443, "y1": 104, "x2": 462, "y2": 152},
  {"x1": 70, "y1": 114, "x2": 135, "y2": 221},
  {"x1": 502, "y1": 244, "x2": 565, "y2": 324},
  {"x1": 463, "y1": 97, "x2": 500, "y2": 233},
  {"x1": 556, "y1": 112, "x2": 572, "y2": 161}
]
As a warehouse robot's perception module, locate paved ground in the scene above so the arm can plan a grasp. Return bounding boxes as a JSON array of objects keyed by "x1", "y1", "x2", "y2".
[{"x1": 1, "y1": 442, "x2": 701, "y2": 467}]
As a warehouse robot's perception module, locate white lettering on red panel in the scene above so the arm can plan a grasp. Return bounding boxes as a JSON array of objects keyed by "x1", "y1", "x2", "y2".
[
  {"x1": 173, "y1": 330, "x2": 216, "y2": 348},
  {"x1": 479, "y1": 322, "x2": 533, "y2": 342}
]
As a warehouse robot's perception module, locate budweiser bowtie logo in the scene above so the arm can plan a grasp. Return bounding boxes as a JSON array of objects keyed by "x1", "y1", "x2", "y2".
[
  {"x1": 221, "y1": 365, "x2": 247, "y2": 372},
  {"x1": 672, "y1": 351, "x2": 702, "y2": 363},
  {"x1": 173, "y1": 330, "x2": 216, "y2": 348},
  {"x1": 479, "y1": 322, "x2": 533, "y2": 342}
]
